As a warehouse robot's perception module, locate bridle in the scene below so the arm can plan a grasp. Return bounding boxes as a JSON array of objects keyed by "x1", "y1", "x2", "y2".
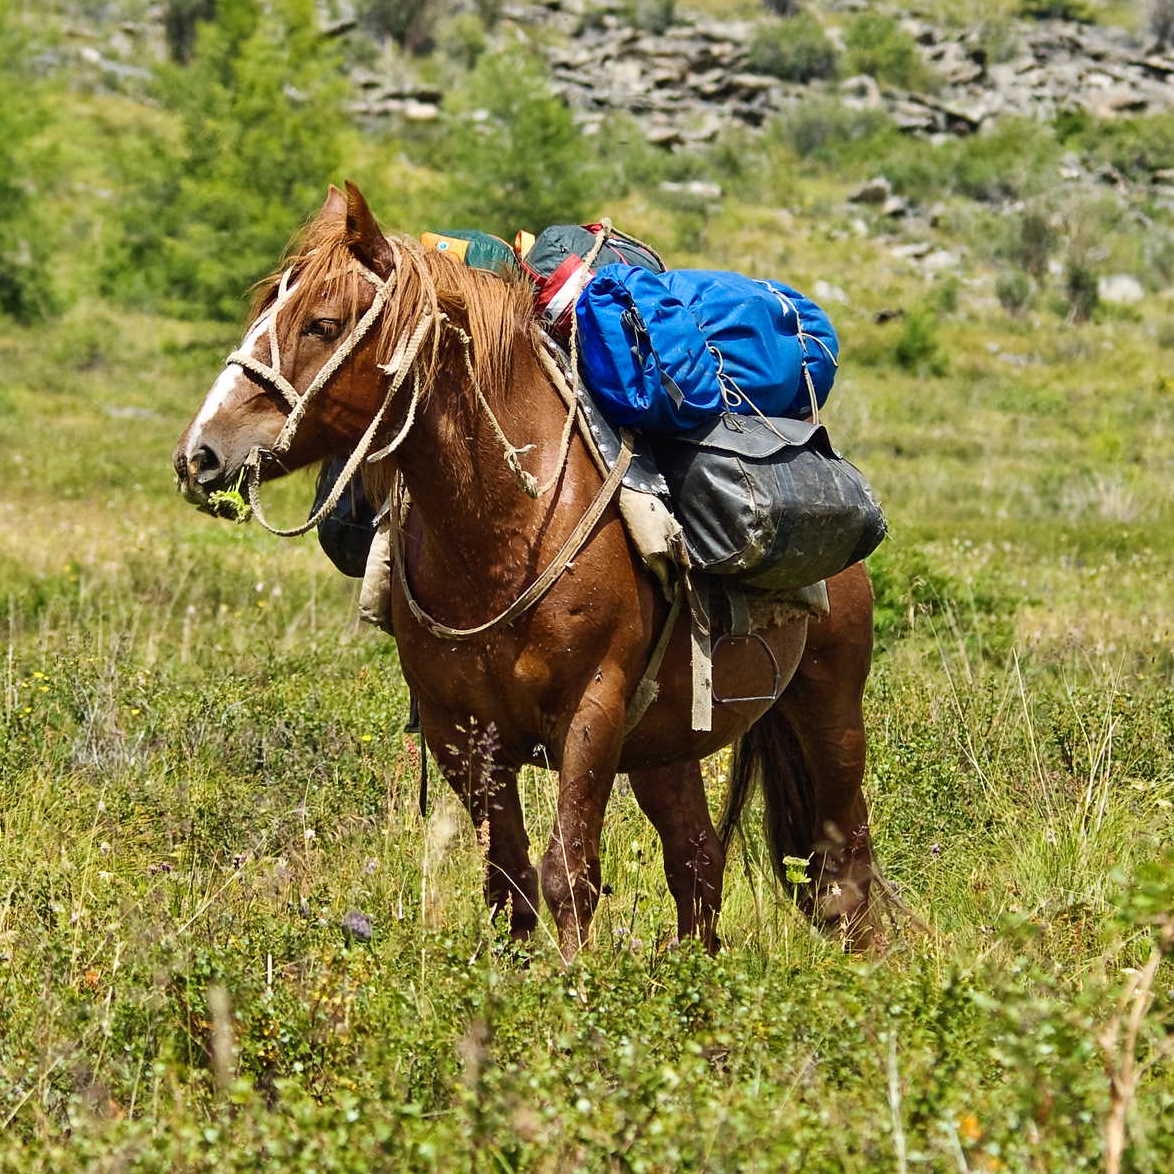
[{"x1": 222, "y1": 252, "x2": 434, "y2": 538}]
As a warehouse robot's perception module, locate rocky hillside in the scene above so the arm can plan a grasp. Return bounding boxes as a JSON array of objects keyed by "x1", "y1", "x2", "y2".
[
  {"x1": 60, "y1": 2, "x2": 1174, "y2": 152},
  {"x1": 352, "y1": 1, "x2": 1173, "y2": 148}
]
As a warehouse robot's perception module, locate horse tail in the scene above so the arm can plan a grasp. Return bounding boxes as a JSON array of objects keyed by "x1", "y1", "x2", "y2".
[{"x1": 718, "y1": 706, "x2": 818, "y2": 885}]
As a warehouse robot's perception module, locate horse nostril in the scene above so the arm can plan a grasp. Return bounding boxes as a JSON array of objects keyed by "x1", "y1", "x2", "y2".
[{"x1": 190, "y1": 444, "x2": 223, "y2": 485}]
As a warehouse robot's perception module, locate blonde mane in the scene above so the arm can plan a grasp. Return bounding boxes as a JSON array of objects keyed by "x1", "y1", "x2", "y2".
[{"x1": 251, "y1": 213, "x2": 535, "y2": 419}]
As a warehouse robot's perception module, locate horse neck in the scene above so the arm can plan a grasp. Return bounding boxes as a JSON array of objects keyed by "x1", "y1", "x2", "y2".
[{"x1": 391, "y1": 336, "x2": 573, "y2": 567}]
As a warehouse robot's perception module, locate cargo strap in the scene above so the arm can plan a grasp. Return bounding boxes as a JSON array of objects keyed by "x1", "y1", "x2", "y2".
[
  {"x1": 688, "y1": 577, "x2": 713, "y2": 732},
  {"x1": 623, "y1": 579, "x2": 684, "y2": 734}
]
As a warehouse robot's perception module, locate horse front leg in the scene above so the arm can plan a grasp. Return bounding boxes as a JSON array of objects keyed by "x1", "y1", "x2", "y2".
[
  {"x1": 629, "y1": 761, "x2": 724, "y2": 952},
  {"x1": 426, "y1": 717, "x2": 540, "y2": 941},
  {"x1": 540, "y1": 685, "x2": 626, "y2": 960}
]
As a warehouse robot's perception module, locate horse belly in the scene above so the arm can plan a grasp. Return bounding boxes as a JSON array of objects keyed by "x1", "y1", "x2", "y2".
[{"x1": 618, "y1": 615, "x2": 808, "y2": 771}]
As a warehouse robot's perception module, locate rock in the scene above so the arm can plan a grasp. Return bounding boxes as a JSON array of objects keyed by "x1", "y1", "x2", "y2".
[
  {"x1": 1097, "y1": 274, "x2": 1145, "y2": 305},
  {"x1": 922, "y1": 249, "x2": 961, "y2": 274},
  {"x1": 813, "y1": 279, "x2": 849, "y2": 304},
  {"x1": 659, "y1": 180, "x2": 724, "y2": 200},
  {"x1": 340, "y1": 910, "x2": 373, "y2": 944},
  {"x1": 882, "y1": 195, "x2": 911, "y2": 218},
  {"x1": 891, "y1": 241, "x2": 933, "y2": 260},
  {"x1": 54, "y1": 0, "x2": 1174, "y2": 159},
  {"x1": 839, "y1": 73, "x2": 882, "y2": 107},
  {"x1": 848, "y1": 176, "x2": 893, "y2": 205},
  {"x1": 1086, "y1": 86, "x2": 1150, "y2": 118}
]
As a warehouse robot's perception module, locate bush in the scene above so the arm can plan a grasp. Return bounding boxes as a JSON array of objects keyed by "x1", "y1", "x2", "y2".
[
  {"x1": 843, "y1": 12, "x2": 936, "y2": 92},
  {"x1": 1005, "y1": 205, "x2": 1057, "y2": 279},
  {"x1": 357, "y1": 0, "x2": 438, "y2": 51},
  {"x1": 996, "y1": 270, "x2": 1034, "y2": 315},
  {"x1": 894, "y1": 306, "x2": 948, "y2": 375},
  {"x1": 1152, "y1": 0, "x2": 1174, "y2": 46},
  {"x1": 769, "y1": 97, "x2": 895, "y2": 164},
  {"x1": 1018, "y1": 0, "x2": 1094, "y2": 20},
  {"x1": 164, "y1": 0, "x2": 216, "y2": 63},
  {"x1": 624, "y1": 0, "x2": 676, "y2": 33},
  {"x1": 106, "y1": 0, "x2": 346, "y2": 320},
  {"x1": 882, "y1": 118, "x2": 1061, "y2": 204},
  {"x1": 436, "y1": 11, "x2": 488, "y2": 69},
  {"x1": 440, "y1": 50, "x2": 597, "y2": 236},
  {"x1": 1071, "y1": 113, "x2": 1174, "y2": 182},
  {"x1": 746, "y1": 15, "x2": 839, "y2": 83},
  {"x1": 1064, "y1": 261, "x2": 1099, "y2": 323}
]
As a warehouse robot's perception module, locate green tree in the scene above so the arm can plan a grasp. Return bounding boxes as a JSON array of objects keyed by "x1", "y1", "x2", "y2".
[
  {"x1": 439, "y1": 49, "x2": 596, "y2": 236},
  {"x1": 109, "y1": 0, "x2": 346, "y2": 320},
  {"x1": 0, "y1": 0, "x2": 57, "y2": 322}
]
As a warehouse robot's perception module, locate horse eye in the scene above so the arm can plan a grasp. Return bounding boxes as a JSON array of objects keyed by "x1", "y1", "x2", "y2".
[{"x1": 303, "y1": 318, "x2": 342, "y2": 341}]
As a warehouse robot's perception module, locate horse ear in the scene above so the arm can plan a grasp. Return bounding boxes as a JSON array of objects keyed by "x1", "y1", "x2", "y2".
[
  {"x1": 344, "y1": 181, "x2": 393, "y2": 276},
  {"x1": 318, "y1": 184, "x2": 347, "y2": 222}
]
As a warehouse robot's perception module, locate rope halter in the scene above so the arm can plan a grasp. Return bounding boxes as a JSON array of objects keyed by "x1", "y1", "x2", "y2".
[{"x1": 220, "y1": 256, "x2": 435, "y2": 538}]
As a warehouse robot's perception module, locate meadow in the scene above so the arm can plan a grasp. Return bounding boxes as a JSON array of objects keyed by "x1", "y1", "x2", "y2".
[{"x1": 1, "y1": 1, "x2": 1172, "y2": 1170}]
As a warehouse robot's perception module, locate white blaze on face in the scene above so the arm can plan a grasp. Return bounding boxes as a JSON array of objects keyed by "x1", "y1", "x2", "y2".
[{"x1": 185, "y1": 274, "x2": 300, "y2": 460}]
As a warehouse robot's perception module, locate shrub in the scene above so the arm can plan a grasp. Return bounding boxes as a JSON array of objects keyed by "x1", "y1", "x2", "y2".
[
  {"x1": 106, "y1": 0, "x2": 346, "y2": 320},
  {"x1": 882, "y1": 118, "x2": 1061, "y2": 204},
  {"x1": 769, "y1": 97, "x2": 895, "y2": 164},
  {"x1": 1072, "y1": 113, "x2": 1174, "y2": 182},
  {"x1": 1005, "y1": 206, "x2": 1057, "y2": 279},
  {"x1": 996, "y1": 270, "x2": 1034, "y2": 315},
  {"x1": 1018, "y1": 0, "x2": 1094, "y2": 21},
  {"x1": 1064, "y1": 261, "x2": 1099, "y2": 323},
  {"x1": 894, "y1": 306, "x2": 948, "y2": 375},
  {"x1": 436, "y1": 11, "x2": 488, "y2": 69},
  {"x1": 357, "y1": 0, "x2": 438, "y2": 51},
  {"x1": 624, "y1": 0, "x2": 676, "y2": 33},
  {"x1": 843, "y1": 12, "x2": 936, "y2": 92},
  {"x1": 164, "y1": 0, "x2": 217, "y2": 63},
  {"x1": 746, "y1": 15, "x2": 839, "y2": 83},
  {"x1": 1152, "y1": 0, "x2": 1174, "y2": 46},
  {"x1": 440, "y1": 50, "x2": 597, "y2": 236}
]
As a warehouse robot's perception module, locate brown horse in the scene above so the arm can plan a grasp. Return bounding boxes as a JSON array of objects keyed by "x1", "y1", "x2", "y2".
[{"x1": 173, "y1": 183, "x2": 879, "y2": 957}]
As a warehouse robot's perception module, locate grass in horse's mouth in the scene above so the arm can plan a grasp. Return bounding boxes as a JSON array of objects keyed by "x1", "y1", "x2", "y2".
[{"x1": 207, "y1": 471, "x2": 252, "y2": 523}]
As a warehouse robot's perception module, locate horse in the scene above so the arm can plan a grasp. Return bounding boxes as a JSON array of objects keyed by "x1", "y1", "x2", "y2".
[{"x1": 172, "y1": 183, "x2": 880, "y2": 958}]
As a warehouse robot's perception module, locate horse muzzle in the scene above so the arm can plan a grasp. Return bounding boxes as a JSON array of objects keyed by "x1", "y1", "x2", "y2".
[{"x1": 174, "y1": 443, "x2": 227, "y2": 507}]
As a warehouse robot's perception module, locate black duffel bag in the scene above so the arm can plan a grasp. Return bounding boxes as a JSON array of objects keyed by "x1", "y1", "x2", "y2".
[
  {"x1": 312, "y1": 458, "x2": 376, "y2": 579},
  {"x1": 654, "y1": 414, "x2": 886, "y2": 593}
]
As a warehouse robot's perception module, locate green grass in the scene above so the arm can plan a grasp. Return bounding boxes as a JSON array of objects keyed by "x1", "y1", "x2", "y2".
[{"x1": 1, "y1": 72, "x2": 1172, "y2": 1174}]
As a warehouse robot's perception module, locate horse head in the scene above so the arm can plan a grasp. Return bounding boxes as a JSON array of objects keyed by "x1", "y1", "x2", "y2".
[{"x1": 172, "y1": 182, "x2": 397, "y2": 514}]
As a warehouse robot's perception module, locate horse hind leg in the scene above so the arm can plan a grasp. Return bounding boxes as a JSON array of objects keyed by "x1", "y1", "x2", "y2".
[
  {"x1": 721, "y1": 563, "x2": 879, "y2": 949},
  {"x1": 629, "y1": 761, "x2": 724, "y2": 952}
]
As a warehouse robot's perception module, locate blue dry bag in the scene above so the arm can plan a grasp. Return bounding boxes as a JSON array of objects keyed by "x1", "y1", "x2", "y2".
[{"x1": 575, "y1": 266, "x2": 839, "y2": 434}]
